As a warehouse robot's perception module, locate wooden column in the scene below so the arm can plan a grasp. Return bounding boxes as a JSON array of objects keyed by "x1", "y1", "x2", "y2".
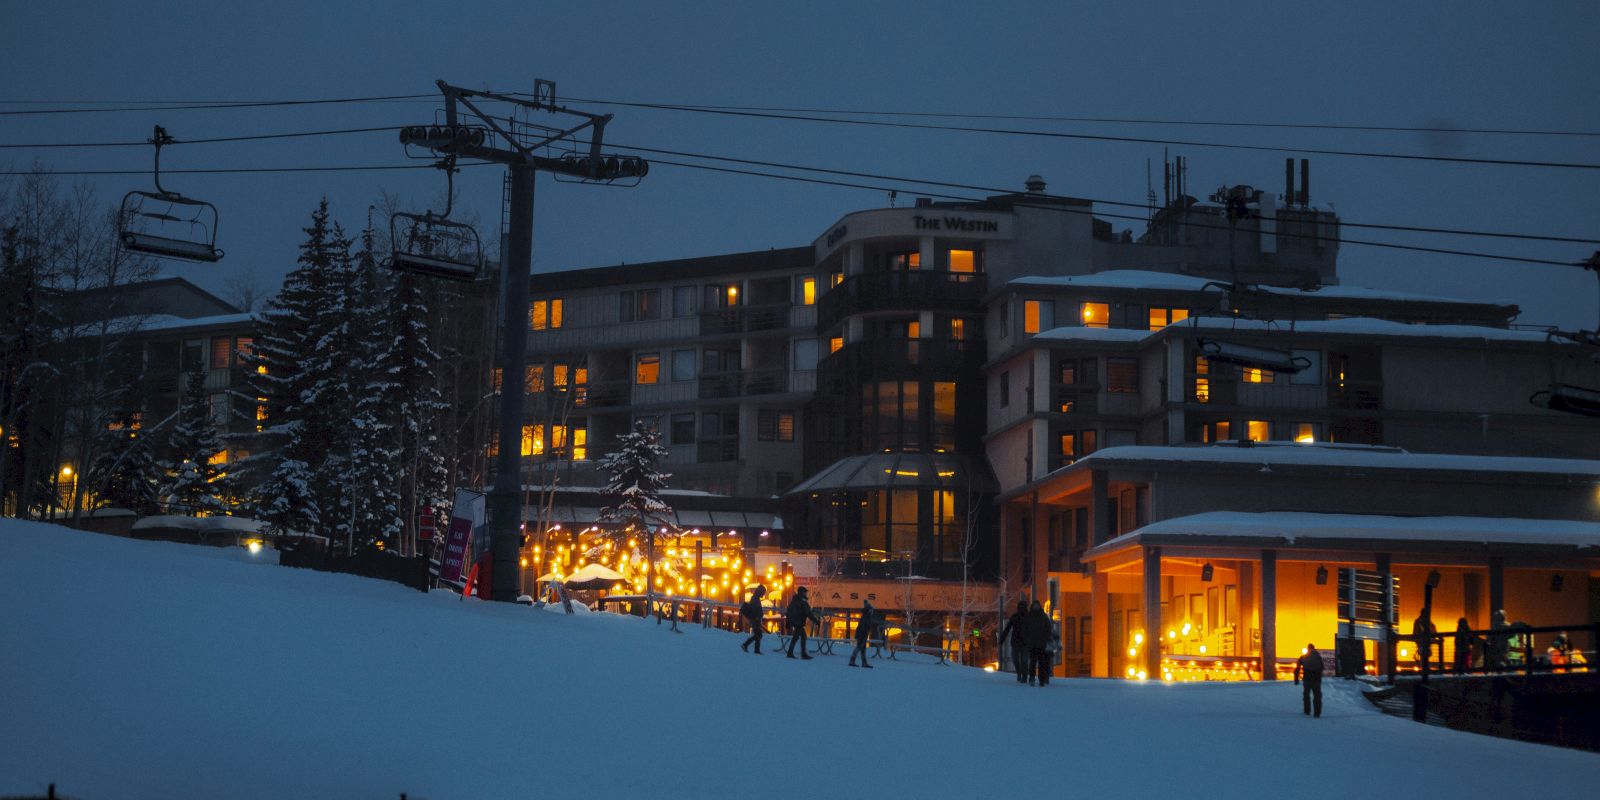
[
  {"x1": 1091, "y1": 568, "x2": 1110, "y2": 677},
  {"x1": 1143, "y1": 546, "x2": 1163, "y2": 679},
  {"x1": 1488, "y1": 556, "x2": 1504, "y2": 616},
  {"x1": 1378, "y1": 553, "x2": 1395, "y2": 682},
  {"x1": 1089, "y1": 469, "x2": 1111, "y2": 545},
  {"x1": 1260, "y1": 550, "x2": 1277, "y2": 681}
]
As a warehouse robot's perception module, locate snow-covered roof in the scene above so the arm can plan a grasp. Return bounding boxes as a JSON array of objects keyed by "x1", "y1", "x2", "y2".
[
  {"x1": 1009, "y1": 269, "x2": 1501, "y2": 306},
  {"x1": 132, "y1": 515, "x2": 269, "y2": 532},
  {"x1": 1074, "y1": 443, "x2": 1600, "y2": 477},
  {"x1": 1032, "y1": 316, "x2": 1560, "y2": 346},
  {"x1": 1094, "y1": 510, "x2": 1600, "y2": 553},
  {"x1": 138, "y1": 312, "x2": 256, "y2": 332}
]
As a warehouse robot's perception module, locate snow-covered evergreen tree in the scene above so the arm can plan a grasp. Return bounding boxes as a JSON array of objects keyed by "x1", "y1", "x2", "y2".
[
  {"x1": 86, "y1": 401, "x2": 161, "y2": 515},
  {"x1": 245, "y1": 199, "x2": 351, "y2": 538},
  {"x1": 381, "y1": 271, "x2": 450, "y2": 553},
  {"x1": 339, "y1": 228, "x2": 402, "y2": 549},
  {"x1": 599, "y1": 420, "x2": 673, "y2": 597},
  {"x1": 160, "y1": 365, "x2": 228, "y2": 516}
]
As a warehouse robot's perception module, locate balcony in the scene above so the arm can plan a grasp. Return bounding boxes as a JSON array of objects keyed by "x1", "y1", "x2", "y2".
[
  {"x1": 817, "y1": 271, "x2": 986, "y2": 332},
  {"x1": 818, "y1": 338, "x2": 983, "y2": 387},
  {"x1": 698, "y1": 303, "x2": 794, "y2": 336}
]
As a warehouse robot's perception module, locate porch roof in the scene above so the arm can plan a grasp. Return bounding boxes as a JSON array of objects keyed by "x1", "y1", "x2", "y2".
[{"x1": 1084, "y1": 511, "x2": 1600, "y2": 563}]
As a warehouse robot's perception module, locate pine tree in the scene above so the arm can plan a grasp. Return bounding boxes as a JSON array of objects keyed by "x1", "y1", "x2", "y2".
[
  {"x1": 340, "y1": 228, "x2": 402, "y2": 549},
  {"x1": 160, "y1": 365, "x2": 227, "y2": 516},
  {"x1": 86, "y1": 401, "x2": 161, "y2": 515},
  {"x1": 599, "y1": 420, "x2": 673, "y2": 597},
  {"x1": 378, "y1": 271, "x2": 450, "y2": 554},
  {"x1": 245, "y1": 199, "x2": 351, "y2": 538}
]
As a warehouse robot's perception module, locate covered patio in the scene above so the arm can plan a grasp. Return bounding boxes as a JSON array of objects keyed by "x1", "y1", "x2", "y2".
[{"x1": 1081, "y1": 511, "x2": 1600, "y2": 681}]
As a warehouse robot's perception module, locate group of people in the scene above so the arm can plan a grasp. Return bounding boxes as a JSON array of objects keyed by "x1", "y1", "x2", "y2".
[
  {"x1": 739, "y1": 585, "x2": 883, "y2": 666},
  {"x1": 996, "y1": 600, "x2": 1057, "y2": 686},
  {"x1": 1416, "y1": 609, "x2": 1588, "y2": 673}
]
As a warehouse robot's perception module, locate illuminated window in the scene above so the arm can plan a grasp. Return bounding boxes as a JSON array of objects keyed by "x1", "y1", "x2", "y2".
[
  {"x1": 726, "y1": 284, "x2": 740, "y2": 306},
  {"x1": 1216, "y1": 421, "x2": 1231, "y2": 441},
  {"x1": 1148, "y1": 307, "x2": 1188, "y2": 330},
  {"x1": 210, "y1": 337, "x2": 232, "y2": 369},
  {"x1": 1193, "y1": 356, "x2": 1210, "y2": 403},
  {"x1": 1024, "y1": 300, "x2": 1042, "y2": 334},
  {"x1": 1082, "y1": 302, "x2": 1110, "y2": 328},
  {"x1": 572, "y1": 428, "x2": 587, "y2": 460},
  {"x1": 829, "y1": 337, "x2": 843, "y2": 353},
  {"x1": 758, "y1": 409, "x2": 795, "y2": 442},
  {"x1": 491, "y1": 368, "x2": 502, "y2": 393},
  {"x1": 530, "y1": 298, "x2": 563, "y2": 330},
  {"x1": 800, "y1": 277, "x2": 816, "y2": 305},
  {"x1": 522, "y1": 425, "x2": 543, "y2": 456},
  {"x1": 1246, "y1": 420, "x2": 1270, "y2": 442},
  {"x1": 1242, "y1": 367, "x2": 1271, "y2": 384},
  {"x1": 1060, "y1": 430, "x2": 1097, "y2": 459},
  {"x1": 207, "y1": 450, "x2": 228, "y2": 466},
  {"x1": 573, "y1": 366, "x2": 588, "y2": 406},
  {"x1": 553, "y1": 363, "x2": 569, "y2": 390},
  {"x1": 234, "y1": 337, "x2": 254, "y2": 364},
  {"x1": 635, "y1": 353, "x2": 660, "y2": 385},
  {"x1": 889, "y1": 251, "x2": 920, "y2": 270},
  {"x1": 907, "y1": 320, "x2": 921, "y2": 339},
  {"x1": 525, "y1": 364, "x2": 545, "y2": 393},
  {"x1": 831, "y1": 272, "x2": 844, "y2": 287},
  {"x1": 949, "y1": 249, "x2": 976, "y2": 273},
  {"x1": 950, "y1": 318, "x2": 966, "y2": 340},
  {"x1": 1293, "y1": 422, "x2": 1318, "y2": 443}
]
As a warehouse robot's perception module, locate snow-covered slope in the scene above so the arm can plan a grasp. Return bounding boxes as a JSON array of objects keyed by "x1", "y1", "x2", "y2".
[{"x1": 2, "y1": 521, "x2": 1594, "y2": 799}]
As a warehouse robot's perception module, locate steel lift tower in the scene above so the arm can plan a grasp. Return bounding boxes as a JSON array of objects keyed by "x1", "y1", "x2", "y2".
[{"x1": 396, "y1": 79, "x2": 648, "y2": 601}]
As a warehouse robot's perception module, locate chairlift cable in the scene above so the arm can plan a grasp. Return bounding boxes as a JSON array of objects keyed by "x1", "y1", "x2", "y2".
[{"x1": 0, "y1": 94, "x2": 436, "y2": 116}]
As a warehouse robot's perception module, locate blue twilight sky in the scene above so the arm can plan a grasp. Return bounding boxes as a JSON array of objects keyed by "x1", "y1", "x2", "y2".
[{"x1": 4, "y1": 1, "x2": 1598, "y2": 329}]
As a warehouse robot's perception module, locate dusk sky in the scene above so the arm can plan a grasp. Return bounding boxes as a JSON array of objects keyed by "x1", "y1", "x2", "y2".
[{"x1": 6, "y1": 2, "x2": 1597, "y2": 329}]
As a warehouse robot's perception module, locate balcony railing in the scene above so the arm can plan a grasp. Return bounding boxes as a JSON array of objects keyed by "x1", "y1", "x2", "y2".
[
  {"x1": 698, "y1": 303, "x2": 794, "y2": 336},
  {"x1": 819, "y1": 338, "x2": 983, "y2": 388},
  {"x1": 817, "y1": 271, "x2": 986, "y2": 331}
]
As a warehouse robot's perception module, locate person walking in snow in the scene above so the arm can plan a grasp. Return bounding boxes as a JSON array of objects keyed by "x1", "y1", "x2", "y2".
[
  {"x1": 848, "y1": 599, "x2": 878, "y2": 668},
  {"x1": 740, "y1": 584, "x2": 767, "y2": 654},
  {"x1": 996, "y1": 600, "x2": 1030, "y2": 683},
  {"x1": 1294, "y1": 643, "x2": 1324, "y2": 717},
  {"x1": 785, "y1": 586, "x2": 821, "y2": 659},
  {"x1": 1021, "y1": 600, "x2": 1054, "y2": 687}
]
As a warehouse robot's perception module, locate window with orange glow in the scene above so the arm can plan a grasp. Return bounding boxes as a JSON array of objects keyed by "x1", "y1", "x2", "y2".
[
  {"x1": 831, "y1": 272, "x2": 844, "y2": 287},
  {"x1": 1148, "y1": 307, "x2": 1189, "y2": 330},
  {"x1": 1246, "y1": 420, "x2": 1270, "y2": 442},
  {"x1": 635, "y1": 353, "x2": 660, "y2": 384},
  {"x1": 829, "y1": 337, "x2": 843, "y2": 353},
  {"x1": 1242, "y1": 367, "x2": 1270, "y2": 384},
  {"x1": 207, "y1": 451, "x2": 228, "y2": 466},
  {"x1": 800, "y1": 277, "x2": 816, "y2": 305},
  {"x1": 948, "y1": 249, "x2": 976, "y2": 273},
  {"x1": 1082, "y1": 302, "x2": 1110, "y2": 328},
  {"x1": 1024, "y1": 300, "x2": 1042, "y2": 334},
  {"x1": 1293, "y1": 422, "x2": 1317, "y2": 443},
  {"x1": 526, "y1": 364, "x2": 545, "y2": 393}
]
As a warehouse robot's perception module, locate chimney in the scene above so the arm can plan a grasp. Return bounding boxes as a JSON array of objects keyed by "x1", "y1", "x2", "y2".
[
  {"x1": 1285, "y1": 158, "x2": 1295, "y2": 203},
  {"x1": 1025, "y1": 174, "x2": 1047, "y2": 193},
  {"x1": 1299, "y1": 159, "x2": 1310, "y2": 206}
]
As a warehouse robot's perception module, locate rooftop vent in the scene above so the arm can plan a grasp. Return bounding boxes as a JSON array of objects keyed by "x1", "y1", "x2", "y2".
[{"x1": 1025, "y1": 174, "x2": 1047, "y2": 193}]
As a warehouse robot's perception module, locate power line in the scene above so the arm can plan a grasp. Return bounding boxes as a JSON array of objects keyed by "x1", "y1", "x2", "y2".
[
  {"x1": 562, "y1": 97, "x2": 1600, "y2": 139},
  {"x1": 637, "y1": 155, "x2": 1585, "y2": 268},
  {"x1": 0, "y1": 163, "x2": 440, "y2": 177},
  {"x1": 7, "y1": 93, "x2": 1597, "y2": 138},
  {"x1": 0, "y1": 94, "x2": 435, "y2": 116},
  {"x1": 6, "y1": 121, "x2": 1594, "y2": 246},
  {"x1": 569, "y1": 98, "x2": 1600, "y2": 172},
  {"x1": 614, "y1": 142, "x2": 1600, "y2": 246},
  {"x1": 0, "y1": 125, "x2": 402, "y2": 148}
]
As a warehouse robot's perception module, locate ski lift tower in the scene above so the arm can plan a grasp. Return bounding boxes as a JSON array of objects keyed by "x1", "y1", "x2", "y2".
[{"x1": 400, "y1": 78, "x2": 649, "y2": 602}]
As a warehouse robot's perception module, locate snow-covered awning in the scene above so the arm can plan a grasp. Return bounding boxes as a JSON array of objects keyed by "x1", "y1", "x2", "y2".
[
  {"x1": 1085, "y1": 511, "x2": 1600, "y2": 563},
  {"x1": 786, "y1": 453, "x2": 999, "y2": 495}
]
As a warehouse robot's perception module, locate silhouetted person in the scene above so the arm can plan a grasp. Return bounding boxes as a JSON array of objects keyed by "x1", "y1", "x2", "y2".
[
  {"x1": 1453, "y1": 617, "x2": 1473, "y2": 674},
  {"x1": 1486, "y1": 609, "x2": 1510, "y2": 670},
  {"x1": 1412, "y1": 610, "x2": 1436, "y2": 670},
  {"x1": 785, "y1": 586, "x2": 820, "y2": 659},
  {"x1": 996, "y1": 600, "x2": 1030, "y2": 683},
  {"x1": 848, "y1": 599, "x2": 877, "y2": 668},
  {"x1": 1294, "y1": 643, "x2": 1324, "y2": 717},
  {"x1": 740, "y1": 584, "x2": 767, "y2": 654},
  {"x1": 1022, "y1": 600, "x2": 1054, "y2": 687}
]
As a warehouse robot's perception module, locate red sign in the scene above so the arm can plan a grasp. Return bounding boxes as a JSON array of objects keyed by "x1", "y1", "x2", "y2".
[{"x1": 418, "y1": 505, "x2": 437, "y2": 542}]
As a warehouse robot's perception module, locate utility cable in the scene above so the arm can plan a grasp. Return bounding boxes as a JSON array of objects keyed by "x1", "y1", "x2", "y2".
[
  {"x1": 0, "y1": 94, "x2": 435, "y2": 116},
  {"x1": 0, "y1": 125, "x2": 403, "y2": 148},
  {"x1": 567, "y1": 98, "x2": 1600, "y2": 172}
]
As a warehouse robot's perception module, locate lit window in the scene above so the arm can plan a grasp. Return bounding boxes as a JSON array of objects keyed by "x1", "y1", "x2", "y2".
[
  {"x1": 831, "y1": 272, "x2": 844, "y2": 287},
  {"x1": 635, "y1": 354, "x2": 660, "y2": 385},
  {"x1": 949, "y1": 249, "x2": 976, "y2": 273},
  {"x1": 726, "y1": 285, "x2": 740, "y2": 306},
  {"x1": 1242, "y1": 367, "x2": 1271, "y2": 384},
  {"x1": 207, "y1": 451, "x2": 228, "y2": 466},
  {"x1": 572, "y1": 428, "x2": 587, "y2": 460},
  {"x1": 1247, "y1": 420, "x2": 1270, "y2": 442},
  {"x1": 210, "y1": 337, "x2": 231, "y2": 370},
  {"x1": 801, "y1": 277, "x2": 816, "y2": 305},
  {"x1": 522, "y1": 425, "x2": 543, "y2": 456},
  {"x1": 1060, "y1": 433, "x2": 1075, "y2": 457},
  {"x1": 758, "y1": 409, "x2": 796, "y2": 442},
  {"x1": 907, "y1": 320, "x2": 920, "y2": 339},
  {"x1": 1293, "y1": 423, "x2": 1317, "y2": 444},
  {"x1": 530, "y1": 298, "x2": 563, "y2": 330},
  {"x1": 889, "y1": 251, "x2": 920, "y2": 270},
  {"x1": 1215, "y1": 421, "x2": 1231, "y2": 441},
  {"x1": 950, "y1": 319, "x2": 966, "y2": 340},
  {"x1": 829, "y1": 337, "x2": 843, "y2": 353},
  {"x1": 1024, "y1": 300, "x2": 1042, "y2": 334},
  {"x1": 1148, "y1": 307, "x2": 1189, "y2": 330},
  {"x1": 1082, "y1": 302, "x2": 1110, "y2": 328},
  {"x1": 553, "y1": 363, "x2": 569, "y2": 390},
  {"x1": 526, "y1": 364, "x2": 545, "y2": 393}
]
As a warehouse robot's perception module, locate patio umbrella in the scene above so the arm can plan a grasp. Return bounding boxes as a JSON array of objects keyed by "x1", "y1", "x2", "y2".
[{"x1": 563, "y1": 563, "x2": 626, "y2": 590}]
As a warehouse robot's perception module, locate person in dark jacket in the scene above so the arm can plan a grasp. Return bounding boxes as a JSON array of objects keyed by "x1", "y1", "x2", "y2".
[
  {"x1": 740, "y1": 584, "x2": 767, "y2": 654},
  {"x1": 785, "y1": 587, "x2": 820, "y2": 659},
  {"x1": 1453, "y1": 617, "x2": 1473, "y2": 674},
  {"x1": 996, "y1": 601, "x2": 1030, "y2": 683},
  {"x1": 1021, "y1": 600, "x2": 1054, "y2": 687},
  {"x1": 1294, "y1": 643, "x2": 1324, "y2": 717},
  {"x1": 848, "y1": 599, "x2": 877, "y2": 668}
]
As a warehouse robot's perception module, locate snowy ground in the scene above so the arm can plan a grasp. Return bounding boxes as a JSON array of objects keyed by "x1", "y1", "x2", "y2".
[{"x1": 3, "y1": 521, "x2": 1595, "y2": 799}]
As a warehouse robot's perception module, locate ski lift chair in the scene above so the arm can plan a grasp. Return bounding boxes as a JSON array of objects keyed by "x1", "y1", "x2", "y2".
[
  {"x1": 118, "y1": 190, "x2": 224, "y2": 262},
  {"x1": 388, "y1": 212, "x2": 484, "y2": 281}
]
